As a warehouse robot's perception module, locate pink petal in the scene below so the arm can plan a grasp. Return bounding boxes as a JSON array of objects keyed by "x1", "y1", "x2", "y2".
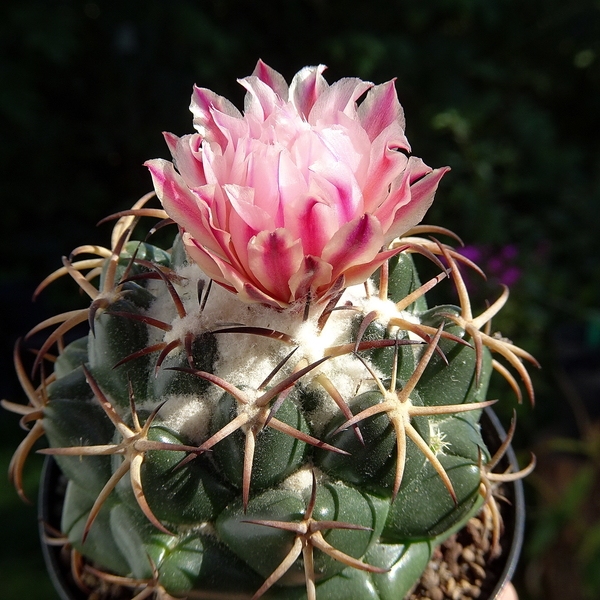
[
  {"x1": 308, "y1": 161, "x2": 364, "y2": 224},
  {"x1": 194, "y1": 139, "x2": 221, "y2": 187},
  {"x1": 219, "y1": 136, "x2": 251, "y2": 187},
  {"x1": 288, "y1": 255, "x2": 333, "y2": 301},
  {"x1": 385, "y1": 163, "x2": 450, "y2": 241},
  {"x1": 239, "y1": 282, "x2": 289, "y2": 308},
  {"x1": 322, "y1": 214, "x2": 385, "y2": 279},
  {"x1": 337, "y1": 247, "x2": 401, "y2": 288},
  {"x1": 145, "y1": 158, "x2": 206, "y2": 232},
  {"x1": 286, "y1": 127, "x2": 331, "y2": 177},
  {"x1": 289, "y1": 64, "x2": 328, "y2": 117},
  {"x1": 182, "y1": 233, "x2": 235, "y2": 286},
  {"x1": 252, "y1": 60, "x2": 289, "y2": 99},
  {"x1": 209, "y1": 106, "x2": 250, "y2": 148},
  {"x1": 276, "y1": 150, "x2": 310, "y2": 218},
  {"x1": 167, "y1": 133, "x2": 207, "y2": 189},
  {"x1": 239, "y1": 75, "x2": 284, "y2": 121},
  {"x1": 242, "y1": 144, "x2": 284, "y2": 218},
  {"x1": 320, "y1": 111, "x2": 372, "y2": 182},
  {"x1": 357, "y1": 79, "x2": 406, "y2": 141},
  {"x1": 361, "y1": 125, "x2": 411, "y2": 209},
  {"x1": 185, "y1": 232, "x2": 272, "y2": 307},
  {"x1": 246, "y1": 228, "x2": 304, "y2": 302},
  {"x1": 190, "y1": 86, "x2": 242, "y2": 145},
  {"x1": 185, "y1": 236, "x2": 285, "y2": 308},
  {"x1": 146, "y1": 158, "x2": 233, "y2": 261},
  {"x1": 371, "y1": 171, "x2": 411, "y2": 234},
  {"x1": 163, "y1": 131, "x2": 180, "y2": 156},
  {"x1": 308, "y1": 78, "x2": 373, "y2": 126},
  {"x1": 223, "y1": 184, "x2": 274, "y2": 232},
  {"x1": 317, "y1": 123, "x2": 366, "y2": 175},
  {"x1": 283, "y1": 196, "x2": 337, "y2": 257}
]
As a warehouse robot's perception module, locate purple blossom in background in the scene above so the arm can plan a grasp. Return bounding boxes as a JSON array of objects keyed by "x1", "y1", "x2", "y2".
[
  {"x1": 458, "y1": 244, "x2": 521, "y2": 289},
  {"x1": 458, "y1": 245, "x2": 482, "y2": 264}
]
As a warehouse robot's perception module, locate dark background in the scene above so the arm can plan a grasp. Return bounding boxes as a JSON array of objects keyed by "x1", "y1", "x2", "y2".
[{"x1": 1, "y1": 1, "x2": 599, "y2": 598}]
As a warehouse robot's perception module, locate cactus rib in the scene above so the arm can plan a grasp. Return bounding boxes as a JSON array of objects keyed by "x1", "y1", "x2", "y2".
[
  {"x1": 244, "y1": 472, "x2": 388, "y2": 600},
  {"x1": 39, "y1": 366, "x2": 200, "y2": 539}
]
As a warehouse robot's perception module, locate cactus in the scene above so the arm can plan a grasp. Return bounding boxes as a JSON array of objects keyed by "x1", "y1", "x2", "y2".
[{"x1": 5, "y1": 63, "x2": 537, "y2": 600}]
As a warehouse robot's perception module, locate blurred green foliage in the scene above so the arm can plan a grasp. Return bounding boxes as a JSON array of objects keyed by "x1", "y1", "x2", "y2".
[{"x1": 1, "y1": 1, "x2": 598, "y2": 599}]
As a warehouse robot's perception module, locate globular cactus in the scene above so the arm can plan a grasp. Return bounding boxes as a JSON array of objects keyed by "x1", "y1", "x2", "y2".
[{"x1": 5, "y1": 62, "x2": 537, "y2": 600}]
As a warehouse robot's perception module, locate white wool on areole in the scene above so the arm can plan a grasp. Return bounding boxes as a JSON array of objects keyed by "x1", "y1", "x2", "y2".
[
  {"x1": 162, "y1": 311, "x2": 211, "y2": 349},
  {"x1": 142, "y1": 276, "x2": 179, "y2": 347},
  {"x1": 141, "y1": 261, "x2": 404, "y2": 440},
  {"x1": 235, "y1": 390, "x2": 264, "y2": 428},
  {"x1": 154, "y1": 392, "x2": 221, "y2": 444},
  {"x1": 281, "y1": 464, "x2": 330, "y2": 495},
  {"x1": 174, "y1": 521, "x2": 218, "y2": 538},
  {"x1": 355, "y1": 290, "x2": 424, "y2": 339}
]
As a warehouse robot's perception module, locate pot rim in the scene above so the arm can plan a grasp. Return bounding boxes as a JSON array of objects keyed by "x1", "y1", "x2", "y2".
[{"x1": 482, "y1": 407, "x2": 526, "y2": 600}]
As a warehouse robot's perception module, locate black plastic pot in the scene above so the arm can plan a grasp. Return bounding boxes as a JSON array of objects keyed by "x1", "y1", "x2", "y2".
[
  {"x1": 38, "y1": 457, "x2": 88, "y2": 600},
  {"x1": 475, "y1": 408, "x2": 526, "y2": 600},
  {"x1": 38, "y1": 407, "x2": 525, "y2": 600}
]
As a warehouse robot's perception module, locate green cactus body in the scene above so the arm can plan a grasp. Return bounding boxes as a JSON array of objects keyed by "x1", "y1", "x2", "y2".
[{"x1": 23, "y1": 224, "x2": 509, "y2": 600}]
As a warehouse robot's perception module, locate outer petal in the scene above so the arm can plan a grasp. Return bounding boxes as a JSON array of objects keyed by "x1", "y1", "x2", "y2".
[
  {"x1": 239, "y1": 75, "x2": 285, "y2": 121},
  {"x1": 361, "y1": 125, "x2": 411, "y2": 209},
  {"x1": 357, "y1": 79, "x2": 406, "y2": 141},
  {"x1": 145, "y1": 159, "x2": 206, "y2": 235},
  {"x1": 288, "y1": 254, "x2": 334, "y2": 301},
  {"x1": 252, "y1": 59, "x2": 289, "y2": 99},
  {"x1": 238, "y1": 282, "x2": 290, "y2": 307},
  {"x1": 322, "y1": 214, "x2": 385, "y2": 279},
  {"x1": 246, "y1": 228, "x2": 304, "y2": 303},
  {"x1": 167, "y1": 133, "x2": 207, "y2": 189},
  {"x1": 182, "y1": 233, "x2": 236, "y2": 289},
  {"x1": 146, "y1": 158, "x2": 234, "y2": 262},
  {"x1": 308, "y1": 78, "x2": 373, "y2": 126},
  {"x1": 184, "y1": 233, "x2": 262, "y2": 299},
  {"x1": 163, "y1": 131, "x2": 180, "y2": 156},
  {"x1": 289, "y1": 64, "x2": 328, "y2": 118},
  {"x1": 384, "y1": 164, "x2": 450, "y2": 241},
  {"x1": 190, "y1": 85, "x2": 242, "y2": 144},
  {"x1": 185, "y1": 236, "x2": 293, "y2": 308},
  {"x1": 337, "y1": 246, "x2": 400, "y2": 289}
]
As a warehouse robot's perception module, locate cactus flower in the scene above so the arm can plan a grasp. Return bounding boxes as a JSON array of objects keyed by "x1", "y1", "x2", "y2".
[{"x1": 146, "y1": 61, "x2": 449, "y2": 307}]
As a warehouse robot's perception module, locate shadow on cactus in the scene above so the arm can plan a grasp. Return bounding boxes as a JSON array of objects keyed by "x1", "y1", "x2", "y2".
[{"x1": 3, "y1": 61, "x2": 538, "y2": 600}]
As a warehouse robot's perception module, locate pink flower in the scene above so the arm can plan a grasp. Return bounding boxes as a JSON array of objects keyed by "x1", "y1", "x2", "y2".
[{"x1": 146, "y1": 61, "x2": 448, "y2": 307}]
